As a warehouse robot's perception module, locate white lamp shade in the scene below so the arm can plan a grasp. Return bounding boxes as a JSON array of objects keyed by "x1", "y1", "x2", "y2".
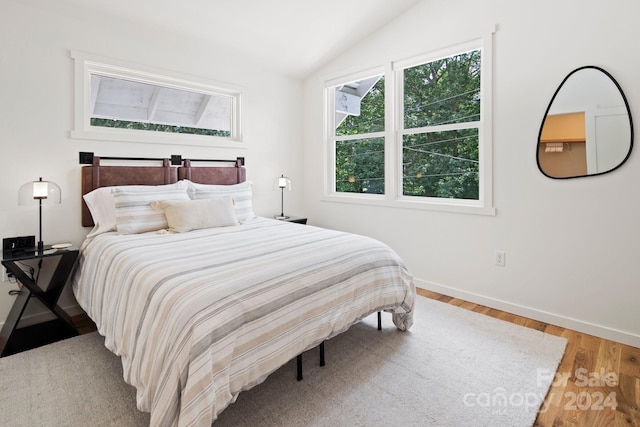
[
  {"x1": 19, "y1": 178, "x2": 61, "y2": 205},
  {"x1": 274, "y1": 175, "x2": 292, "y2": 190}
]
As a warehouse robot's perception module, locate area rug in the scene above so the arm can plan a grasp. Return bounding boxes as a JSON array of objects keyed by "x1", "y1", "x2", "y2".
[{"x1": 0, "y1": 296, "x2": 567, "y2": 426}]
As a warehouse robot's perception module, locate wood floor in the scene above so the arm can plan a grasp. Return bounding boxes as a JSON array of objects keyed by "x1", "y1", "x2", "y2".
[
  {"x1": 417, "y1": 288, "x2": 640, "y2": 427},
  {"x1": 72, "y1": 313, "x2": 98, "y2": 335},
  {"x1": 72, "y1": 289, "x2": 639, "y2": 426}
]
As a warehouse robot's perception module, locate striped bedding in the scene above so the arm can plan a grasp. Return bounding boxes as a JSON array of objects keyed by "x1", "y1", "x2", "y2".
[{"x1": 72, "y1": 217, "x2": 415, "y2": 426}]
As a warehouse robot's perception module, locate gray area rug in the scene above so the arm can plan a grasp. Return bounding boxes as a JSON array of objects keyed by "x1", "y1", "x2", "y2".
[{"x1": 0, "y1": 296, "x2": 567, "y2": 426}]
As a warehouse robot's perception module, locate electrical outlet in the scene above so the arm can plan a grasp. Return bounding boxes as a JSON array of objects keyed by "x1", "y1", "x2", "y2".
[
  {"x1": 3, "y1": 267, "x2": 15, "y2": 282},
  {"x1": 495, "y1": 251, "x2": 506, "y2": 267}
]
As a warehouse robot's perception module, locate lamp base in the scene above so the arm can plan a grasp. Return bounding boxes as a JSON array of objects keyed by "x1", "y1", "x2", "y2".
[{"x1": 273, "y1": 214, "x2": 290, "y2": 220}]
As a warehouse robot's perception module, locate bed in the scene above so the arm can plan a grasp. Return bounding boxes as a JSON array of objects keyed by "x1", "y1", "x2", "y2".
[{"x1": 72, "y1": 156, "x2": 415, "y2": 427}]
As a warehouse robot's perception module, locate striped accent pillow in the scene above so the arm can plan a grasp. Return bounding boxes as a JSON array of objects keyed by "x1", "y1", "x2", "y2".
[
  {"x1": 113, "y1": 188, "x2": 190, "y2": 234},
  {"x1": 189, "y1": 181, "x2": 255, "y2": 223},
  {"x1": 84, "y1": 181, "x2": 191, "y2": 237}
]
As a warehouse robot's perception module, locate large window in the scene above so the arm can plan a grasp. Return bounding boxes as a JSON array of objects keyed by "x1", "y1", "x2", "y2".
[
  {"x1": 71, "y1": 51, "x2": 242, "y2": 147},
  {"x1": 326, "y1": 34, "x2": 494, "y2": 215}
]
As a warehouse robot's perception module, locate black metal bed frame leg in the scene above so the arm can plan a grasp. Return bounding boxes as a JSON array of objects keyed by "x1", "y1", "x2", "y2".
[
  {"x1": 296, "y1": 312, "x2": 382, "y2": 382},
  {"x1": 297, "y1": 312, "x2": 380, "y2": 382},
  {"x1": 297, "y1": 341, "x2": 326, "y2": 381}
]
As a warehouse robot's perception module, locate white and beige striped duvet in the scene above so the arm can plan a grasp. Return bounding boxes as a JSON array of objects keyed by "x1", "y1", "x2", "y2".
[{"x1": 73, "y1": 217, "x2": 415, "y2": 427}]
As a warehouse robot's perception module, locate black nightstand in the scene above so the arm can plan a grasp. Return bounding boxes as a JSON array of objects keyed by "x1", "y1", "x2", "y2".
[
  {"x1": 0, "y1": 246, "x2": 79, "y2": 357},
  {"x1": 276, "y1": 216, "x2": 307, "y2": 225}
]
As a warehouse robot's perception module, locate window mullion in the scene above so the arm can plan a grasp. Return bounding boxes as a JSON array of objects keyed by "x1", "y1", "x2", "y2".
[
  {"x1": 391, "y1": 65, "x2": 404, "y2": 200},
  {"x1": 402, "y1": 121, "x2": 481, "y2": 136},
  {"x1": 333, "y1": 131, "x2": 386, "y2": 142}
]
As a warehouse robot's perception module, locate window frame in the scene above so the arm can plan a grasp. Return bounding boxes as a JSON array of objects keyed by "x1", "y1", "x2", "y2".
[
  {"x1": 323, "y1": 30, "x2": 495, "y2": 216},
  {"x1": 71, "y1": 50, "x2": 244, "y2": 148},
  {"x1": 325, "y1": 66, "x2": 388, "y2": 201}
]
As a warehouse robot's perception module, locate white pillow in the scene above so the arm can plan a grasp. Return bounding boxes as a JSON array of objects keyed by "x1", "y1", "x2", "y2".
[
  {"x1": 83, "y1": 181, "x2": 190, "y2": 236},
  {"x1": 151, "y1": 197, "x2": 238, "y2": 233},
  {"x1": 113, "y1": 188, "x2": 190, "y2": 234},
  {"x1": 188, "y1": 181, "x2": 256, "y2": 223}
]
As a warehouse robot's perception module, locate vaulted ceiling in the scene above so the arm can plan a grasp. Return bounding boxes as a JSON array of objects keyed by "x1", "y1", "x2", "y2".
[{"x1": 16, "y1": 0, "x2": 421, "y2": 79}]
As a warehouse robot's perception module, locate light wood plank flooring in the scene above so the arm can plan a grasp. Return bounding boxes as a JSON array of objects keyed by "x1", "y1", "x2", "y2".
[
  {"x1": 73, "y1": 290, "x2": 639, "y2": 426},
  {"x1": 417, "y1": 287, "x2": 640, "y2": 427}
]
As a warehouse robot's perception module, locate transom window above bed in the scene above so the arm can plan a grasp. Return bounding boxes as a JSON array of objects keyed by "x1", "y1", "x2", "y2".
[
  {"x1": 324, "y1": 29, "x2": 496, "y2": 216},
  {"x1": 71, "y1": 51, "x2": 243, "y2": 148}
]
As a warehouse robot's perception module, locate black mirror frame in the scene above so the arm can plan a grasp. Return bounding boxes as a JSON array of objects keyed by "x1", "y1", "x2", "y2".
[{"x1": 537, "y1": 65, "x2": 634, "y2": 179}]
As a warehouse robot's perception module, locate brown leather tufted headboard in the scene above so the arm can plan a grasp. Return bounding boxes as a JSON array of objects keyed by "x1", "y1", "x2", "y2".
[
  {"x1": 81, "y1": 156, "x2": 246, "y2": 227},
  {"x1": 178, "y1": 159, "x2": 246, "y2": 184}
]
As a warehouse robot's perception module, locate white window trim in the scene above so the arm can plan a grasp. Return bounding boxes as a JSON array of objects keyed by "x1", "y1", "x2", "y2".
[
  {"x1": 324, "y1": 66, "x2": 386, "y2": 197},
  {"x1": 323, "y1": 27, "x2": 496, "y2": 216},
  {"x1": 70, "y1": 50, "x2": 244, "y2": 148}
]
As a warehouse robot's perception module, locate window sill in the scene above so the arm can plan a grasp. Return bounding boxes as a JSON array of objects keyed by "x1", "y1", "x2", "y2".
[
  {"x1": 321, "y1": 193, "x2": 496, "y2": 216},
  {"x1": 70, "y1": 127, "x2": 246, "y2": 149}
]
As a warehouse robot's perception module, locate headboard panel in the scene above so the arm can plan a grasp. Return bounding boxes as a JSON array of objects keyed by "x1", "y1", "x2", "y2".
[
  {"x1": 81, "y1": 156, "x2": 246, "y2": 227},
  {"x1": 177, "y1": 159, "x2": 246, "y2": 184}
]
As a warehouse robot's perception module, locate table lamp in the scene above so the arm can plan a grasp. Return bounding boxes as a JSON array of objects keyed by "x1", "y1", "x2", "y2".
[
  {"x1": 18, "y1": 177, "x2": 61, "y2": 252},
  {"x1": 273, "y1": 174, "x2": 292, "y2": 220}
]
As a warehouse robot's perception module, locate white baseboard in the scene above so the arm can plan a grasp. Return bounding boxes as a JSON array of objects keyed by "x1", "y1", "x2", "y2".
[{"x1": 417, "y1": 278, "x2": 640, "y2": 349}]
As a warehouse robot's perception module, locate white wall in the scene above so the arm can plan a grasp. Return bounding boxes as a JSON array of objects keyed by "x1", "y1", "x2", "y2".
[
  {"x1": 303, "y1": 0, "x2": 640, "y2": 347},
  {"x1": 0, "y1": 2, "x2": 304, "y2": 324}
]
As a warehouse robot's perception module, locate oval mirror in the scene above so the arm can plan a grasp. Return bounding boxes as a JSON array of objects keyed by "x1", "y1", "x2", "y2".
[{"x1": 537, "y1": 66, "x2": 633, "y2": 179}]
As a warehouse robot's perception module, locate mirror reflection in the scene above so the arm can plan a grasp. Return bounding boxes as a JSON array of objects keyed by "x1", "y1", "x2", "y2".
[{"x1": 537, "y1": 66, "x2": 633, "y2": 179}]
